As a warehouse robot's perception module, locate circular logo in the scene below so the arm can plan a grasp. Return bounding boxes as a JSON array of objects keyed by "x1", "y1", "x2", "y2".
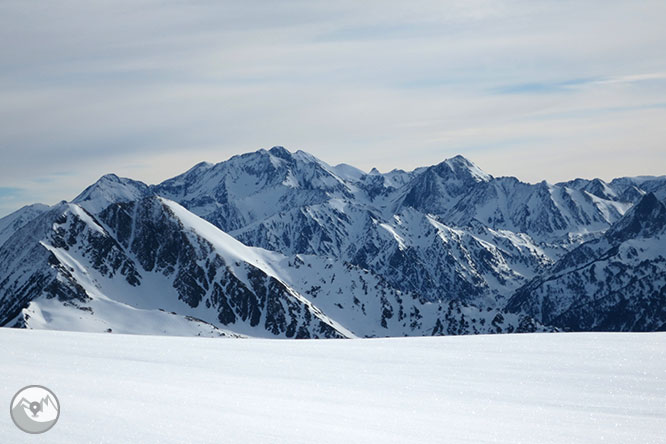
[{"x1": 10, "y1": 385, "x2": 60, "y2": 434}]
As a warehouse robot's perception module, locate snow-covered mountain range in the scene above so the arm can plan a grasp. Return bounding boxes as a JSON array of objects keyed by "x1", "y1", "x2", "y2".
[{"x1": 1, "y1": 146, "x2": 664, "y2": 337}]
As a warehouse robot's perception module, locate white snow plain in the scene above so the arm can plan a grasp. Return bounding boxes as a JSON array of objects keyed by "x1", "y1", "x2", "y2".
[{"x1": 1, "y1": 329, "x2": 665, "y2": 444}]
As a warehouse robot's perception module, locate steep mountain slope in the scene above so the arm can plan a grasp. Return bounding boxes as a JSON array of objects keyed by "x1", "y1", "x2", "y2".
[
  {"x1": 561, "y1": 176, "x2": 666, "y2": 204},
  {"x1": 439, "y1": 177, "x2": 630, "y2": 242},
  {"x1": 0, "y1": 203, "x2": 49, "y2": 247},
  {"x1": 154, "y1": 147, "x2": 355, "y2": 232},
  {"x1": 0, "y1": 191, "x2": 545, "y2": 337},
  {"x1": 154, "y1": 147, "x2": 639, "y2": 306},
  {"x1": 506, "y1": 193, "x2": 666, "y2": 331},
  {"x1": 253, "y1": 251, "x2": 548, "y2": 336},
  {"x1": 155, "y1": 149, "x2": 534, "y2": 303},
  {"x1": 609, "y1": 176, "x2": 666, "y2": 201},
  {"x1": 400, "y1": 155, "x2": 492, "y2": 215},
  {"x1": 0, "y1": 198, "x2": 346, "y2": 338}
]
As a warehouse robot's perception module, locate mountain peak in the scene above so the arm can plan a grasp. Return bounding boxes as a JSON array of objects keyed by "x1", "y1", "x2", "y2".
[
  {"x1": 268, "y1": 146, "x2": 292, "y2": 159},
  {"x1": 73, "y1": 174, "x2": 151, "y2": 214},
  {"x1": 437, "y1": 155, "x2": 491, "y2": 182},
  {"x1": 450, "y1": 154, "x2": 471, "y2": 162},
  {"x1": 98, "y1": 173, "x2": 121, "y2": 182},
  {"x1": 188, "y1": 161, "x2": 213, "y2": 171}
]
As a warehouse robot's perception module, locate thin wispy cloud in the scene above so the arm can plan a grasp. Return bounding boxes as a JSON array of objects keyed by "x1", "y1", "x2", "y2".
[
  {"x1": 491, "y1": 78, "x2": 600, "y2": 95},
  {"x1": 495, "y1": 73, "x2": 666, "y2": 95},
  {"x1": 0, "y1": 187, "x2": 24, "y2": 198},
  {"x1": 594, "y1": 72, "x2": 666, "y2": 85},
  {"x1": 0, "y1": 0, "x2": 665, "y2": 217}
]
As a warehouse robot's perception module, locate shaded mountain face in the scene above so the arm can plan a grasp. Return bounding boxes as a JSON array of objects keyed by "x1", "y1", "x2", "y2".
[
  {"x1": 0, "y1": 195, "x2": 546, "y2": 337},
  {"x1": 0, "y1": 146, "x2": 664, "y2": 336},
  {"x1": 605, "y1": 193, "x2": 666, "y2": 242},
  {"x1": 506, "y1": 193, "x2": 666, "y2": 331},
  {"x1": 401, "y1": 155, "x2": 492, "y2": 214},
  {"x1": 0, "y1": 198, "x2": 344, "y2": 338}
]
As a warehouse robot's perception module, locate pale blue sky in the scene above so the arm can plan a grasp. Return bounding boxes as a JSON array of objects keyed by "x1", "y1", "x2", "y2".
[{"x1": 1, "y1": 0, "x2": 665, "y2": 216}]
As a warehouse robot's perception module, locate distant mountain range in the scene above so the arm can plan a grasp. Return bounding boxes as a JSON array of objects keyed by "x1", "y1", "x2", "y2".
[{"x1": 1, "y1": 146, "x2": 664, "y2": 337}]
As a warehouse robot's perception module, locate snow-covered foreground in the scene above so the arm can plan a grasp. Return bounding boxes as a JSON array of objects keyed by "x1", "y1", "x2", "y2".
[{"x1": 1, "y1": 329, "x2": 665, "y2": 444}]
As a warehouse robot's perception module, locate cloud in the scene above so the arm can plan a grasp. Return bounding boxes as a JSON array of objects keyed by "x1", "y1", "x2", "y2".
[
  {"x1": 0, "y1": 0, "x2": 665, "y2": 216},
  {"x1": 491, "y1": 78, "x2": 600, "y2": 95},
  {"x1": 594, "y1": 72, "x2": 666, "y2": 85},
  {"x1": 493, "y1": 72, "x2": 666, "y2": 95},
  {"x1": 0, "y1": 187, "x2": 25, "y2": 201}
]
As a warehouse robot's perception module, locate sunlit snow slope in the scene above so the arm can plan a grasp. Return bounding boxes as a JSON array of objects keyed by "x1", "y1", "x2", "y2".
[{"x1": 1, "y1": 329, "x2": 664, "y2": 444}]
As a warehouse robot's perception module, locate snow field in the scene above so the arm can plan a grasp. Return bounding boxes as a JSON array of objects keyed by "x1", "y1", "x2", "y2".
[{"x1": 1, "y1": 329, "x2": 664, "y2": 443}]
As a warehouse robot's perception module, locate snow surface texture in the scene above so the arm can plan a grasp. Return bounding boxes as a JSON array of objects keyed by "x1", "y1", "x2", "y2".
[{"x1": 1, "y1": 328, "x2": 665, "y2": 444}]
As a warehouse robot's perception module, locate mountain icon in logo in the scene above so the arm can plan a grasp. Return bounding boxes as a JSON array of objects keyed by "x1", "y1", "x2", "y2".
[{"x1": 10, "y1": 385, "x2": 60, "y2": 434}]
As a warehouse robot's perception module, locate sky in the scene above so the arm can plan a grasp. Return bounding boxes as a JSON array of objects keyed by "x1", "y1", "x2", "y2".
[{"x1": 1, "y1": 0, "x2": 665, "y2": 217}]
